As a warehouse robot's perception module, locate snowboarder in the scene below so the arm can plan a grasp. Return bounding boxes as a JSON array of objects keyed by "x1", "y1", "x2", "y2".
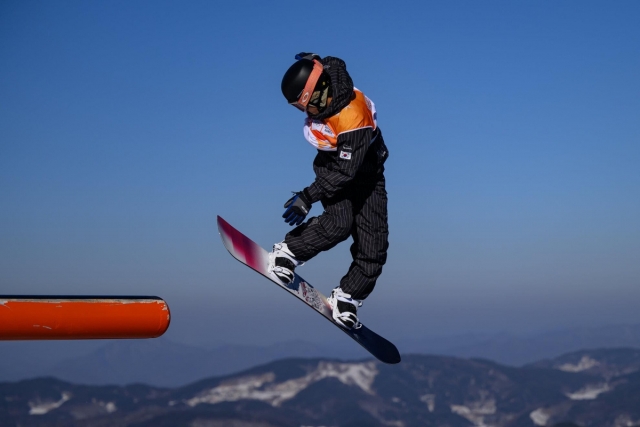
[{"x1": 269, "y1": 53, "x2": 389, "y2": 330}]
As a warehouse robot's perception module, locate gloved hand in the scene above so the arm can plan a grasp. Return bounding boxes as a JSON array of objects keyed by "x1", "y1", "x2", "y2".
[{"x1": 282, "y1": 190, "x2": 312, "y2": 226}]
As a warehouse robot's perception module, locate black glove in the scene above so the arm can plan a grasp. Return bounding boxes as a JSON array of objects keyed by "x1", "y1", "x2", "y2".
[
  {"x1": 282, "y1": 190, "x2": 312, "y2": 226},
  {"x1": 295, "y1": 52, "x2": 321, "y2": 61}
]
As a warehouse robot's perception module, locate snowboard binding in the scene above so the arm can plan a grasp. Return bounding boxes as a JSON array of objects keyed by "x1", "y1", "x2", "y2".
[
  {"x1": 327, "y1": 287, "x2": 363, "y2": 330},
  {"x1": 268, "y1": 242, "x2": 304, "y2": 284}
]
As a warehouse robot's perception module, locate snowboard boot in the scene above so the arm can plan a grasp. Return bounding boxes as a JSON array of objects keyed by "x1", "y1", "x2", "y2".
[
  {"x1": 327, "y1": 287, "x2": 363, "y2": 329},
  {"x1": 268, "y1": 242, "x2": 304, "y2": 284}
]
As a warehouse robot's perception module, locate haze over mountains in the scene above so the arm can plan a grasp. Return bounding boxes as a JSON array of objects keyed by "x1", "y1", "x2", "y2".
[
  {"x1": 1, "y1": 323, "x2": 640, "y2": 387},
  {"x1": 2, "y1": 348, "x2": 639, "y2": 427}
]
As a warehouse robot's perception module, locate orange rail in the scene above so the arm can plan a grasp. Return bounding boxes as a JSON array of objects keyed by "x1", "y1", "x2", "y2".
[{"x1": 0, "y1": 296, "x2": 170, "y2": 340}]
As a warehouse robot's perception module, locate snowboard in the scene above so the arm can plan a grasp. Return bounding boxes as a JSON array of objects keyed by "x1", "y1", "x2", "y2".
[{"x1": 217, "y1": 216, "x2": 401, "y2": 365}]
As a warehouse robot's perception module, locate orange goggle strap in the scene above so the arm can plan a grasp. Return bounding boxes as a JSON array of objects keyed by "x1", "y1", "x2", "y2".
[{"x1": 291, "y1": 60, "x2": 324, "y2": 111}]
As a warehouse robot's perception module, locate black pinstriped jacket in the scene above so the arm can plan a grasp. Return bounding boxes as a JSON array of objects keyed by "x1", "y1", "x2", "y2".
[{"x1": 303, "y1": 57, "x2": 388, "y2": 204}]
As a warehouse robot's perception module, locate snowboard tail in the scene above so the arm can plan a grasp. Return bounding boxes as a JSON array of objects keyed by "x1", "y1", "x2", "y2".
[{"x1": 217, "y1": 216, "x2": 400, "y2": 365}]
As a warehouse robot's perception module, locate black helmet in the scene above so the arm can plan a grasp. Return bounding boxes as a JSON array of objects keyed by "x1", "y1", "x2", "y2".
[
  {"x1": 281, "y1": 59, "x2": 315, "y2": 104},
  {"x1": 281, "y1": 57, "x2": 330, "y2": 111}
]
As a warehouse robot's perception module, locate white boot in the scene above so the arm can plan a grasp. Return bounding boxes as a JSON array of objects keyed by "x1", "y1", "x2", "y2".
[
  {"x1": 327, "y1": 287, "x2": 363, "y2": 329},
  {"x1": 268, "y1": 242, "x2": 304, "y2": 284}
]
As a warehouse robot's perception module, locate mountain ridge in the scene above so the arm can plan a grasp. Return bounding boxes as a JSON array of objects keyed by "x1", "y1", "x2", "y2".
[
  {"x1": 3, "y1": 323, "x2": 640, "y2": 387},
  {"x1": 2, "y1": 348, "x2": 639, "y2": 426}
]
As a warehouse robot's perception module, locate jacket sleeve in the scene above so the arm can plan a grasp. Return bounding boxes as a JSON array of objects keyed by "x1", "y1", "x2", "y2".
[{"x1": 304, "y1": 126, "x2": 373, "y2": 202}]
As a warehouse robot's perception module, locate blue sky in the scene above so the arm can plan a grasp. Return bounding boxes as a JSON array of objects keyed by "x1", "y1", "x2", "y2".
[{"x1": 1, "y1": 0, "x2": 639, "y2": 348}]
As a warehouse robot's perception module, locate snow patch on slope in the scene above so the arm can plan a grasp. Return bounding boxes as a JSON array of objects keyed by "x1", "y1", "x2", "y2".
[
  {"x1": 186, "y1": 361, "x2": 378, "y2": 408},
  {"x1": 566, "y1": 383, "x2": 611, "y2": 400},
  {"x1": 29, "y1": 392, "x2": 71, "y2": 415},
  {"x1": 613, "y1": 414, "x2": 640, "y2": 427},
  {"x1": 557, "y1": 356, "x2": 599, "y2": 372},
  {"x1": 420, "y1": 394, "x2": 435, "y2": 412},
  {"x1": 100, "y1": 401, "x2": 117, "y2": 413},
  {"x1": 530, "y1": 408, "x2": 550, "y2": 426},
  {"x1": 450, "y1": 397, "x2": 496, "y2": 427}
]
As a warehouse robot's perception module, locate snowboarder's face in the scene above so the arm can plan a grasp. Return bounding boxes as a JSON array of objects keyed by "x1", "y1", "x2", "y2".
[{"x1": 306, "y1": 97, "x2": 332, "y2": 115}]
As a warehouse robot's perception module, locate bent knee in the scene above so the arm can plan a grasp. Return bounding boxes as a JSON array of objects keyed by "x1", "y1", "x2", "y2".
[{"x1": 319, "y1": 215, "x2": 352, "y2": 242}]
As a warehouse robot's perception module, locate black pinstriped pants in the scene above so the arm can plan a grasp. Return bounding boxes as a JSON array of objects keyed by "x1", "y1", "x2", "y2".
[{"x1": 284, "y1": 173, "x2": 389, "y2": 300}]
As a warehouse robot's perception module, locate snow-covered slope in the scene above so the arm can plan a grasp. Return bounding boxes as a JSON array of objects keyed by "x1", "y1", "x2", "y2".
[{"x1": 2, "y1": 350, "x2": 640, "y2": 427}]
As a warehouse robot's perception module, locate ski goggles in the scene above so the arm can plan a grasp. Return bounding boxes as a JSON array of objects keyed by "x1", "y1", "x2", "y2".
[{"x1": 290, "y1": 60, "x2": 324, "y2": 112}]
